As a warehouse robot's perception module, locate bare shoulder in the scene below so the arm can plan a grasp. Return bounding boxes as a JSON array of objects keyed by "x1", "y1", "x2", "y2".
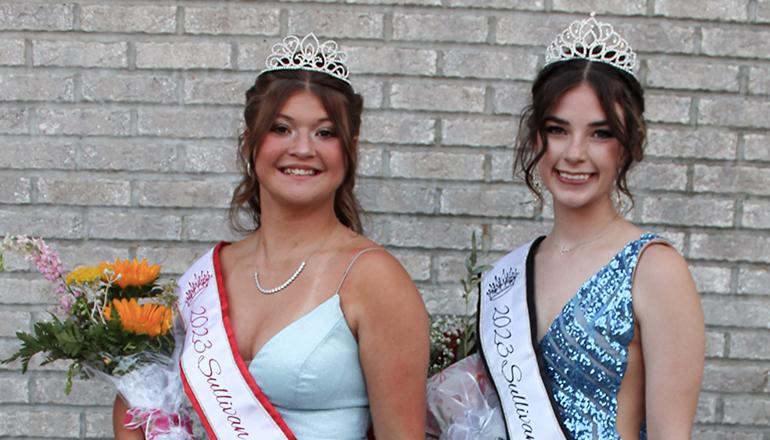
[
  {"x1": 221, "y1": 234, "x2": 254, "y2": 256},
  {"x1": 340, "y1": 242, "x2": 425, "y2": 314},
  {"x1": 633, "y1": 242, "x2": 700, "y2": 320},
  {"x1": 345, "y1": 244, "x2": 417, "y2": 296},
  {"x1": 634, "y1": 242, "x2": 691, "y2": 286}
]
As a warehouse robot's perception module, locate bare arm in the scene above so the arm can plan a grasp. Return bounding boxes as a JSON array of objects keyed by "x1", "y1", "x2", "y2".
[
  {"x1": 348, "y1": 251, "x2": 430, "y2": 440},
  {"x1": 634, "y1": 244, "x2": 704, "y2": 439},
  {"x1": 113, "y1": 395, "x2": 145, "y2": 440}
]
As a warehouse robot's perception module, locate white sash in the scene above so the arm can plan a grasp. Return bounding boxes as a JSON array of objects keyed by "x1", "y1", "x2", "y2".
[
  {"x1": 177, "y1": 244, "x2": 295, "y2": 440},
  {"x1": 478, "y1": 241, "x2": 567, "y2": 440}
]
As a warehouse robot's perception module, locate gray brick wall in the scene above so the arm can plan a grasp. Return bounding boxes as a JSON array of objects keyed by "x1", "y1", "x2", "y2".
[{"x1": 0, "y1": 0, "x2": 767, "y2": 438}]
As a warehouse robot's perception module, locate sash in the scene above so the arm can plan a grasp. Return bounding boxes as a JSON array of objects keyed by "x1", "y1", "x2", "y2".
[
  {"x1": 478, "y1": 241, "x2": 566, "y2": 440},
  {"x1": 177, "y1": 243, "x2": 296, "y2": 440}
]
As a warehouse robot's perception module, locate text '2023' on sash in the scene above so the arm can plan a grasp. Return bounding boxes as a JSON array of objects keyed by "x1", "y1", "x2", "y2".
[
  {"x1": 177, "y1": 245, "x2": 295, "y2": 440},
  {"x1": 479, "y1": 241, "x2": 566, "y2": 440}
]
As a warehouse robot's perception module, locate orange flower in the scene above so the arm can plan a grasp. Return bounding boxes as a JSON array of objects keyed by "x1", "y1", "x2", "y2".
[
  {"x1": 99, "y1": 258, "x2": 160, "y2": 289},
  {"x1": 104, "y1": 298, "x2": 172, "y2": 337}
]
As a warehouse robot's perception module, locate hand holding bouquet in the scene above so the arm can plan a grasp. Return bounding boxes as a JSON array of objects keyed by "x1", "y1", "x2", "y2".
[{"x1": 1, "y1": 235, "x2": 193, "y2": 439}]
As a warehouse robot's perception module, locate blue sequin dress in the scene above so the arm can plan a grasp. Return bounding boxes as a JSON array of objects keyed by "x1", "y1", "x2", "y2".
[{"x1": 528, "y1": 233, "x2": 660, "y2": 440}]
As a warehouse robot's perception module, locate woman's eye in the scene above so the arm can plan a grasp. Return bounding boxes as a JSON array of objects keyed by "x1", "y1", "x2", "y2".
[
  {"x1": 593, "y1": 129, "x2": 614, "y2": 139},
  {"x1": 544, "y1": 125, "x2": 565, "y2": 135},
  {"x1": 317, "y1": 128, "x2": 337, "y2": 138},
  {"x1": 271, "y1": 124, "x2": 290, "y2": 134}
]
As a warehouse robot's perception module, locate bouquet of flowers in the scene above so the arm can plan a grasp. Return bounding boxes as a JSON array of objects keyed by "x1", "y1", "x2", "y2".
[
  {"x1": 426, "y1": 233, "x2": 506, "y2": 440},
  {"x1": 0, "y1": 235, "x2": 194, "y2": 439}
]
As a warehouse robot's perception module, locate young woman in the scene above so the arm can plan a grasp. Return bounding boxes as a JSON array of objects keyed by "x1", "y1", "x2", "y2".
[
  {"x1": 114, "y1": 33, "x2": 429, "y2": 440},
  {"x1": 477, "y1": 15, "x2": 704, "y2": 439}
]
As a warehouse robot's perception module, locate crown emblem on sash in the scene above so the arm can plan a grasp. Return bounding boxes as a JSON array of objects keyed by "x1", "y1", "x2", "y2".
[
  {"x1": 261, "y1": 32, "x2": 350, "y2": 84},
  {"x1": 485, "y1": 266, "x2": 520, "y2": 301}
]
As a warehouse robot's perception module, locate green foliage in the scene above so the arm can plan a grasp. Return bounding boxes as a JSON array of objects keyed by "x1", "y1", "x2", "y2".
[
  {"x1": 2, "y1": 309, "x2": 174, "y2": 394},
  {"x1": 0, "y1": 236, "x2": 177, "y2": 395},
  {"x1": 429, "y1": 231, "x2": 492, "y2": 375}
]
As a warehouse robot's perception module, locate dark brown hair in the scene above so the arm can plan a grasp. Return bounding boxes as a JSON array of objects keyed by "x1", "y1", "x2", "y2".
[
  {"x1": 514, "y1": 59, "x2": 646, "y2": 206},
  {"x1": 229, "y1": 69, "x2": 364, "y2": 233}
]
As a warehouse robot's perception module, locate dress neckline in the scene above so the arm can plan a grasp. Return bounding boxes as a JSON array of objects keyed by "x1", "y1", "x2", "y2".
[
  {"x1": 248, "y1": 294, "x2": 341, "y2": 364},
  {"x1": 214, "y1": 242, "x2": 345, "y2": 364},
  {"x1": 528, "y1": 233, "x2": 652, "y2": 346}
]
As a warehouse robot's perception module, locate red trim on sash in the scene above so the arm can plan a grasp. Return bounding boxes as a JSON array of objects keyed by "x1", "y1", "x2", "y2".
[
  {"x1": 180, "y1": 359, "x2": 220, "y2": 440},
  {"x1": 212, "y1": 242, "x2": 297, "y2": 440}
]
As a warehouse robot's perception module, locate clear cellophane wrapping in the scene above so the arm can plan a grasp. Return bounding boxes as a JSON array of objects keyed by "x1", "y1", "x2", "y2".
[{"x1": 426, "y1": 353, "x2": 507, "y2": 440}]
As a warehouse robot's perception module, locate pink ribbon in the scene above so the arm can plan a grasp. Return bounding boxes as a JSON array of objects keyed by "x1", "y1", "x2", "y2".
[{"x1": 124, "y1": 408, "x2": 194, "y2": 440}]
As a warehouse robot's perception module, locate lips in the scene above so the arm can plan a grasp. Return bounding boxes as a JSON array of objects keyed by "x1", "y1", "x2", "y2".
[{"x1": 555, "y1": 169, "x2": 594, "y2": 183}]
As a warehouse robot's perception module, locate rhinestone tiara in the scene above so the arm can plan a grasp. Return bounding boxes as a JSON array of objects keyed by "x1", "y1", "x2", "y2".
[
  {"x1": 544, "y1": 13, "x2": 638, "y2": 78},
  {"x1": 260, "y1": 33, "x2": 350, "y2": 84}
]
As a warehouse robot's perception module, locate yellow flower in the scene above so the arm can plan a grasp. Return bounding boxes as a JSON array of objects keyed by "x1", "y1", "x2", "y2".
[
  {"x1": 65, "y1": 266, "x2": 103, "y2": 285},
  {"x1": 99, "y1": 258, "x2": 160, "y2": 289},
  {"x1": 104, "y1": 298, "x2": 172, "y2": 337}
]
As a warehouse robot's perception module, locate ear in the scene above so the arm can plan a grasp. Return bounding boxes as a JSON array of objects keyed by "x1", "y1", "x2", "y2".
[
  {"x1": 532, "y1": 132, "x2": 544, "y2": 154},
  {"x1": 351, "y1": 135, "x2": 359, "y2": 150}
]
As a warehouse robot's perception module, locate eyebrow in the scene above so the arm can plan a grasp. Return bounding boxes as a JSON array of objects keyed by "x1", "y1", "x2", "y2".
[
  {"x1": 275, "y1": 113, "x2": 332, "y2": 124},
  {"x1": 544, "y1": 115, "x2": 609, "y2": 127}
]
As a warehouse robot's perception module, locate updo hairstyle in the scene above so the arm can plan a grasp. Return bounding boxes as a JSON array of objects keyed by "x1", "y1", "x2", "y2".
[
  {"x1": 514, "y1": 59, "x2": 646, "y2": 206},
  {"x1": 229, "y1": 69, "x2": 364, "y2": 233}
]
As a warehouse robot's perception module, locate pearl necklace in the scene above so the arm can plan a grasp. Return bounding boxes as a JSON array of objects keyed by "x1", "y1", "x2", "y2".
[
  {"x1": 252, "y1": 230, "x2": 335, "y2": 295},
  {"x1": 254, "y1": 260, "x2": 306, "y2": 295}
]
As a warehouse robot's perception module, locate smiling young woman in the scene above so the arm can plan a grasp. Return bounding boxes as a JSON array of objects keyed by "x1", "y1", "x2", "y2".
[
  {"x1": 477, "y1": 15, "x2": 704, "y2": 440},
  {"x1": 113, "y1": 33, "x2": 429, "y2": 440}
]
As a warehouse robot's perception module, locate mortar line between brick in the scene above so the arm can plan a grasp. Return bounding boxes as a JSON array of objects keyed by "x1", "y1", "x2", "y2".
[
  {"x1": 230, "y1": 37, "x2": 240, "y2": 70},
  {"x1": 484, "y1": 85, "x2": 494, "y2": 114},
  {"x1": 73, "y1": 72, "x2": 82, "y2": 102},
  {"x1": 749, "y1": 0, "x2": 758, "y2": 22},
  {"x1": 487, "y1": 16, "x2": 496, "y2": 45},
  {"x1": 381, "y1": 146, "x2": 390, "y2": 177},
  {"x1": 24, "y1": 38, "x2": 32, "y2": 67},
  {"x1": 127, "y1": 41, "x2": 136, "y2": 71},
  {"x1": 280, "y1": 8, "x2": 289, "y2": 35},
  {"x1": 79, "y1": 410, "x2": 86, "y2": 439},
  {"x1": 176, "y1": 5, "x2": 184, "y2": 35},
  {"x1": 71, "y1": 3, "x2": 81, "y2": 32},
  {"x1": 738, "y1": 65, "x2": 750, "y2": 96},
  {"x1": 383, "y1": 11, "x2": 393, "y2": 41}
]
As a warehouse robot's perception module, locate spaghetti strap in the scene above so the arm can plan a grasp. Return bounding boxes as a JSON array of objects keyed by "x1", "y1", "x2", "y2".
[{"x1": 334, "y1": 247, "x2": 383, "y2": 294}]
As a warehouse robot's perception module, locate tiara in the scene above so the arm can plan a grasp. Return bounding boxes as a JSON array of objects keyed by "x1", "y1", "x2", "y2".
[
  {"x1": 260, "y1": 33, "x2": 350, "y2": 84},
  {"x1": 544, "y1": 12, "x2": 638, "y2": 78}
]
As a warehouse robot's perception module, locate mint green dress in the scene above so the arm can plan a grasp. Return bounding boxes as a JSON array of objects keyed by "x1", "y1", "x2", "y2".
[{"x1": 248, "y1": 250, "x2": 377, "y2": 439}]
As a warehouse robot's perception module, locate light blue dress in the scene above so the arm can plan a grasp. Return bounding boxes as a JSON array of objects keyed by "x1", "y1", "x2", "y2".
[
  {"x1": 248, "y1": 251, "x2": 375, "y2": 440},
  {"x1": 530, "y1": 233, "x2": 662, "y2": 440}
]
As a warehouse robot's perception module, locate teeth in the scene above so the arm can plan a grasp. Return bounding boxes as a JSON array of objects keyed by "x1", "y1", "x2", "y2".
[
  {"x1": 283, "y1": 168, "x2": 316, "y2": 176},
  {"x1": 558, "y1": 171, "x2": 590, "y2": 182}
]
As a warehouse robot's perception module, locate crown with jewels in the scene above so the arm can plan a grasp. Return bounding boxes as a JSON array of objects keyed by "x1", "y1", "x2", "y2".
[
  {"x1": 260, "y1": 33, "x2": 350, "y2": 84},
  {"x1": 544, "y1": 13, "x2": 638, "y2": 78}
]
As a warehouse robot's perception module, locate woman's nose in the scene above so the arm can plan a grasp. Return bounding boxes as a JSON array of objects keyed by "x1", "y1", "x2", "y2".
[
  {"x1": 289, "y1": 132, "x2": 314, "y2": 157},
  {"x1": 564, "y1": 135, "x2": 588, "y2": 162}
]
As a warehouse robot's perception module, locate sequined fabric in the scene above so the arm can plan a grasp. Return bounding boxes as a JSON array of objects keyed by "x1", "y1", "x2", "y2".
[{"x1": 536, "y1": 233, "x2": 657, "y2": 440}]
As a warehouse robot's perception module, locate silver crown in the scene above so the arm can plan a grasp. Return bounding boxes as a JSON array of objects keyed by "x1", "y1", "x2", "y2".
[
  {"x1": 260, "y1": 33, "x2": 350, "y2": 84},
  {"x1": 544, "y1": 13, "x2": 638, "y2": 78}
]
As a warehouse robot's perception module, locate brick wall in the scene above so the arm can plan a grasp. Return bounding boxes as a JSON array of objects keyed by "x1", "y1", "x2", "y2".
[{"x1": 0, "y1": 0, "x2": 767, "y2": 438}]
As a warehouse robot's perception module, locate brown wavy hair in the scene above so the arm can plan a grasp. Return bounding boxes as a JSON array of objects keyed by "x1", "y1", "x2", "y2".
[
  {"x1": 514, "y1": 59, "x2": 646, "y2": 206},
  {"x1": 229, "y1": 69, "x2": 364, "y2": 233}
]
